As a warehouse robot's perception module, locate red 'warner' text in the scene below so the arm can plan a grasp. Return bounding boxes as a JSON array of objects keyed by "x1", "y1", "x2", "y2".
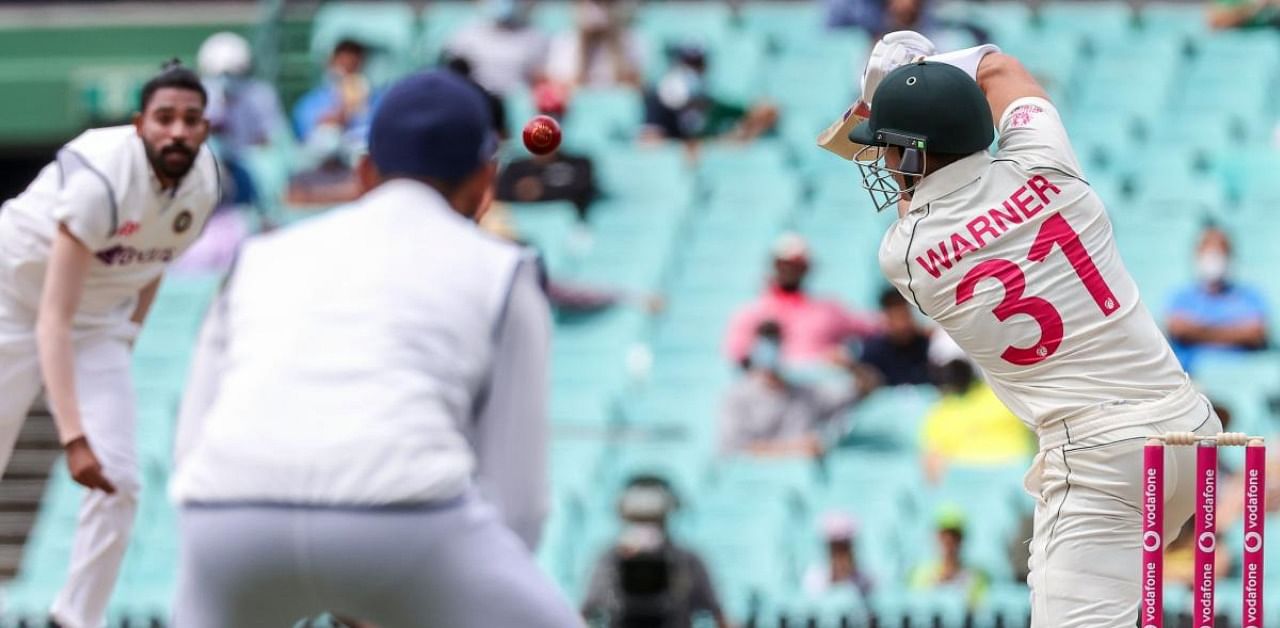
[{"x1": 916, "y1": 175, "x2": 1063, "y2": 279}]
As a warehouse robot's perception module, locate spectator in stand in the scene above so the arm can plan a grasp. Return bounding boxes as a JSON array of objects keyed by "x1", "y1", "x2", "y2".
[
  {"x1": 546, "y1": 0, "x2": 645, "y2": 89},
  {"x1": 292, "y1": 38, "x2": 375, "y2": 145},
  {"x1": 720, "y1": 322, "x2": 878, "y2": 457},
  {"x1": 445, "y1": 0, "x2": 549, "y2": 96},
  {"x1": 582, "y1": 475, "x2": 729, "y2": 628},
  {"x1": 640, "y1": 44, "x2": 779, "y2": 145},
  {"x1": 196, "y1": 31, "x2": 286, "y2": 207},
  {"x1": 287, "y1": 38, "x2": 377, "y2": 207},
  {"x1": 857, "y1": 288, "x2": 932, "y2": 386},
  {"x1": 825, "y1": 0, "x2": 938, "y2": 37},
  {"x1": 802, "y1": 512, "x2": 874, "y2": 599},
  {"x1": 920, "y1": 360, "x2": 1035, "y2": 484},
  {"x1": 1165, "y1": 225, "x2": 1269, "y2": 373},
  {"x1": 1208, "y1": 0, "x2": 1280, "y2": 29},
  {"x1": 724, "y1": 233, "x2": 880, "y2": 366},
  {"x1": 443, "y1": 55, "x2": 510, "y2": 141},
  {"x1": 178, "y1": 32, "x2": 285, "y2": 274},
  {"x1": 908, "y1": 506, "x2": 989, "y2": 608},
  {"x1": 496, "y1": 82, "x2": 599, "y2": 219}
]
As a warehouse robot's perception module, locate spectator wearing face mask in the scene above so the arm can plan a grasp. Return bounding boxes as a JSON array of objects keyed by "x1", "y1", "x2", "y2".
[
  {"x1": 724, "y1": 233, "x2": 881, "y2": 366},
  {"x1": 640, "y1": 44, "x2": 779, "y2": 145},
  {"x1": 197, "y1": 31, "x2": 287, "y2": 207},
  {"x1": 545, "y1": 0, "x2": 645, "y2": 89},
  {"x1": 1165, "y1": 225, "x2": 1269, "y2": 372},
  {"x1": 719, "y1": 321, "x2": 878, "y2": 457},
  {"x1": 445, "y1": 0, "x2": 549, "y2": 96}
]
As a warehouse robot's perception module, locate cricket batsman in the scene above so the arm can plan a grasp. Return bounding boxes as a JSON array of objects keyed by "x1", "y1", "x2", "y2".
[
  {"x1": 0, "y1": 61, "x2": 219, "y2": 626},
  {"x1": 822, "y1": 34, "x2": 1223, "y2": 626}
]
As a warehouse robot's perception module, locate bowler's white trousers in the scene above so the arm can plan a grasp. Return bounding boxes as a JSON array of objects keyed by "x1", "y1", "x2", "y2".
[
  {"x1": 0, "y1": 321, "x2": 139, "y2": 628},
  {"x1": 1026, "y1": 385, "x2": 1221, "y2": 628}
]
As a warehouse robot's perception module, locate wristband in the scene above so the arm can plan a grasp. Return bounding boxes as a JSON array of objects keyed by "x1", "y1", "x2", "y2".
[{"x1": 924, "y1": 44, "x2": 1002, "y2": 81}]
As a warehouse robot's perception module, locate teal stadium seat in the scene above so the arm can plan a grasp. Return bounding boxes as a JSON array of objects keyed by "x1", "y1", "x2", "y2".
[
  {"x1": 1138, "y1": 2, "x2": 1210, "y2": 36},
  {"x1": 637, "y1": 1, "x2": 732, "y2": 52},
  {"x1": 418, "y1": 1, "x2": 481, "y2": 66},
  {"x1": 530, "y1": 0, "x2": 575, "y2": 35},
  {"x1": 1002, "y1": 33, "x2": 1081, "y2": 102},
  {"x1": 595, "y1": 144, "x2": 691, "y2": 203},
  {"x1": 938, "y1": 1, "x2": 1031, "y2": 46},
  {"x1": 561, "y1": 87, "x2": 643, "y2": 148},
  {"x1": 757, "y1": 47, "x2": 860, "y2": 118},
  {"x1": 1034, "y1": 1, "x2": 1135, "y2": 46},
  {"x1": 738, "y1": 2, "x2": 826, "y2": 53},
  {"x1": 311, "y1": 2, "x2": 416, "y2": 87},
  {"x1": 706, "y1": 33, "x2": 767, "y2": 106}
]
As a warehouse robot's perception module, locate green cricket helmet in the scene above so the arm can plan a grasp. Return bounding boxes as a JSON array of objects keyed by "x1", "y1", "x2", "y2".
[{"x1": 848, "y1": 61, "x2": 994, "y2": 212}]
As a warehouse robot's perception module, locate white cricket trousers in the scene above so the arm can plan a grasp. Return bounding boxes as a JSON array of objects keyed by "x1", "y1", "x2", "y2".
[
  {"x1": 1025, "y1": 392, "x2": 1221, "y2": 628},
  {"x1": 174, "y1": 494, "x2": 583, "y2": 628},
  {"x1": 0, "y1": 329, "x2": 139, "y2": 628}
]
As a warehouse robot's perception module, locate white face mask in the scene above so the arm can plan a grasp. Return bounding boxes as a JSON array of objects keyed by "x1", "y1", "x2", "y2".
[
  {"x1": 578, "y1": 1, "x2": 609, "y2": 32},
  {"x1": 1197, "y1": 251, "x2": 1229, "y2": 283}
]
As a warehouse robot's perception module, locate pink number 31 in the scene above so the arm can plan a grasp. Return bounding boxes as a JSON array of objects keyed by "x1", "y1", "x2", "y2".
[{"x1": 955, "y1": 213, "x2": 1119, "y2": 366}]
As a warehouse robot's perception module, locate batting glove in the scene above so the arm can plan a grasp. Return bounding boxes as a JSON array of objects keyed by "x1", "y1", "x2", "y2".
[{"x1": 861, "y1": 30, "x2": 937, "y2": 104}]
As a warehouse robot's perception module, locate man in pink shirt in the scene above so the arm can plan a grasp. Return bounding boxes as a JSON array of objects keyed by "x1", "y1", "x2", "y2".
[{"x1": 724, "y1": 233, "x2": 881, "y2": 365}]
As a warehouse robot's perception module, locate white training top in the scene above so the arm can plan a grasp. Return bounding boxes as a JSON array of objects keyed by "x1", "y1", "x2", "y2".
[
  {"x1": 0, "y1": 125, "x2": 220, "y2": 334},
  {"x1": 879, "y1": 97, "x2": 1189, "y2": 440},
  {"x1": 170, "y1": 180, "x2": 553, "y2": 547}
]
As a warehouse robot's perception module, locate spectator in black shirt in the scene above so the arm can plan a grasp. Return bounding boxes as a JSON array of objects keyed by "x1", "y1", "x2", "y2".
[
  {"x1": 858, "y1": 288, "x2": 932, "y2": 386},
  {"x1": 496, "y1": 82, "x2": 598, "y2": 219}
]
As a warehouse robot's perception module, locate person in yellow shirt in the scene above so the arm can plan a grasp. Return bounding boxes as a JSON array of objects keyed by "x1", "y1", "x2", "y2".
[{"x1": 920, "y1": 359, "x2": 1035, "y2": 483}]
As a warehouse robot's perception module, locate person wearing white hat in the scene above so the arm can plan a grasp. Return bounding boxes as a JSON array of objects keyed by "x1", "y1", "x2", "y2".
[
  {"x1": 803, "y1": 512, "x2": 874, "y2": 599},
  {"x1": 195, "y1": 31, "x2": 286, "y2": 206}
]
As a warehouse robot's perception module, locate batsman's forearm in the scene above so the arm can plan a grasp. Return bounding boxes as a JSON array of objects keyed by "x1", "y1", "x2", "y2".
[{"x1": 974, "y1": 52, "x2": 1051, "y2": 126}]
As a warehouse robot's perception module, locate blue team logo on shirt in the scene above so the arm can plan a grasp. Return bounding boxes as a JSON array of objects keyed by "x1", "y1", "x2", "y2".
[{"x1": 95, "y1": 245, "x2": 175, "y2": 266}]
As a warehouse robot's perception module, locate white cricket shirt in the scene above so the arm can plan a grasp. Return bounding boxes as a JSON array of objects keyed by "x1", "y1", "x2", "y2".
[
  {"x1": 879, "y1": 97, "x2": 1189, "y2": 438},
  {"x1": 171, "y1": 181, "x2": 553, "y2": 545},
  {"x1": 0, "y1": 125, "x2": 220, "y2": 333}
]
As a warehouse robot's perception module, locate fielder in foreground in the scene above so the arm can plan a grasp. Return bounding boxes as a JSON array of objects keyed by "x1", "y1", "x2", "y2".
[
  {"x1": 170, "y1": 70, "x2": 581, "y2": 627},
  {"x1": 823, "y1": 36, "x2": 1222, "y2": 627},
  {"x1": 0, "y1": 61, "x2": 218, "y2": 627}
]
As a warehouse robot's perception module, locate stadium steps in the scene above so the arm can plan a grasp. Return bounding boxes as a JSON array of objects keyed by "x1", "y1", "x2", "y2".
[{"x1": 0, "y1": 412, "x2": 59, "y2": 579}]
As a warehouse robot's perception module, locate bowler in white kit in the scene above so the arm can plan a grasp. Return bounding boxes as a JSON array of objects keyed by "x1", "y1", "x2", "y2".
[
  {"x1": 0, "y1": 61, "x2": 219, "y2": 627},
  {"x1": 170, "y1": 70, "x2": 581, "y2": 627},
  {"x1": 827, "y1": 35, "x2": 1223, "y2": 627}
]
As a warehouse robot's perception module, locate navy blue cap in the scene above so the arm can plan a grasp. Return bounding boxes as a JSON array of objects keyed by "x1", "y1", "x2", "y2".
[{"x1": 368, "y1": 70, "x2": 497, "y2": 184}]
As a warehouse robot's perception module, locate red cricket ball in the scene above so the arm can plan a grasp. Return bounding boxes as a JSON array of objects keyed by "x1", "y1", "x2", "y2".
[{"x1": 522, "y1": 115, "x2": 562, "y2": 156}]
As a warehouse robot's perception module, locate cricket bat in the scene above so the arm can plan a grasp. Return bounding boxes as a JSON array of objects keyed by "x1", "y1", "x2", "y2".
[{"x1": 817, "y1": 99, "x2": 874, "y2": 161}]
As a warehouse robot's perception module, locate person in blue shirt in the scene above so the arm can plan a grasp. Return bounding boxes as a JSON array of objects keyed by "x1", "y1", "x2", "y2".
[
  {"x1": 1166, "y1": 225, "x2": 1269, "y2": 372},
  {"x1": 292, "y1": 39, "x2": 374, "y2": 143},
  {"x1": 197, "y1": 32, "x2": 287, "y2": 206}
]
